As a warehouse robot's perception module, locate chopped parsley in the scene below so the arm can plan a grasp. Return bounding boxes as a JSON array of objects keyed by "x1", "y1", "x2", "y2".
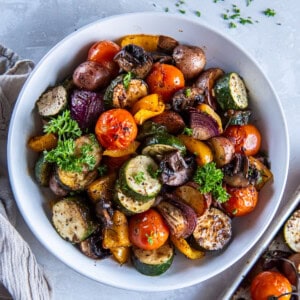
[
  {"x1": 43, "y1": 110, "x2": 82, "y2": 140},
  {"x1": 44, "y1": 139, "x2": 96, "y2": 172},
  {"x1": 123, "y1": 72, "x2": 133, "y2": 90},
  {"x1": 184, "y1": 88, "x2": 192, "y2": 97},
  {"x1": 183, "y1": 127, "x2": 193, "y2": 136},
  {"x1": 263, "y1": 8, "x2": 276, "y2": 17},
  {"x1": 195, "y1": 10, "x2": 201, "y2": 17},
  {"x1": 193, "y1": 162, "x2": 229, "y2": 203},
  {"x1": 229, "y1": 22, "x2": 237, "y2": 28},
  {"x1": 179, "y1": 9, "x2": 186, "y2": 14},
  {"x1": 98, "y1": 164, "x2": 108, "y2": 176},
  {"x1": 147, "y1": 165, "x2": 161, "y2": 179},
  {"x1": 246, "y1": 0, "x2": 253, "y2": 6},
  {"x1": 133, "y1": 171, "x2": 145, "y2": 184}
]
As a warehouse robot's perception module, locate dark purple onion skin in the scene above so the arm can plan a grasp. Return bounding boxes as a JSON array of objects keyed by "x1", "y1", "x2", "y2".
[
  {"x1": 70, "y1": 89, "x2": 104, "y2": 131},
  {"x1": 159, "y1": 193, "x2": 197, "y2": 238}
]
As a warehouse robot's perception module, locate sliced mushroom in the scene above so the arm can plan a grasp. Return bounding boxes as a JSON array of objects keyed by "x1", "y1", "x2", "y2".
[
  {"x1": 114, "y1": 44, "x2": 153, "y2": 79},
  {"x1": 157, "y1": 35, "x2": 179, "y2": 53},
  {"x1": 173, "y1": 45, "x2": 206, "y2": 81},
  {"x1": 79, "y1": 228, "x2": 111, "y2": 259},
  {"x1": 194, "y1": 68, "x2": 225, "y2": 110},
  {"x1": 160, "y1": 151, "x2": 195, "y2": 186},
  {"x1": 171, "y1": 87, "x2": 205, "y2": 112}
]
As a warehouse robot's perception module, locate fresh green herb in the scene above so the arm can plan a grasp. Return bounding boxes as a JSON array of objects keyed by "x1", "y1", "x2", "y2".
[
  {"x1": 230, "y1": 13, "x2": 241, "y2": 19},
  {"x1": 43, "y1": 110, "x2": 82, "y2": 140},
  {"x1": 133, "y1": 171, "x2": 145, "y2": 184},
  {"x1": 229, "y1": 22, "x2": 237, "y2": 28},
  {"x1": 223, "y1": 14, "x2": 229, "y2": 20},
  {"x1": 98, "y1": 164, "x2": 108, "y2": 176},
  {"x1": 123, "y1": 72, "x2": 133, "y2": 89},
  {"x1": 239, "y1": 17, "x2": 253, "y2": 25},
  {"x1": 165, "y1": 7, "x2": 169, "y2": 12},
  {"x1": 184, "y1": 88, "x2": 192, "y2": 97},
  {"x1": 179, "y1": 9, "x2": 186, "y2": 14},
  {"x1": 232, "y1": 209, "x2": 238, "y2": 215},
  {"x1": 44, "y1": 139, "x2": 96, "y2": 172},
  {"x1": 193, "y1": 162, "x2": 229, "y2": 203},
  {"x1": 263, "y1": 8, "x2": 276, "y2": 17},
  {"x1": 246, "y1": 0, "x2": 253, "y2": 6},
  {"x1": 195, "y1": 10, "x2": 201, "y2": 17},
  {"x1": 183, "y1": 127, "x2": 193, "y2": 136},
  {"x1": 147, "y1": 165, "x2": 161, "y2": 179},
  {"x1": 146, "y1": 232, "x2": 154, "y2": 245}
]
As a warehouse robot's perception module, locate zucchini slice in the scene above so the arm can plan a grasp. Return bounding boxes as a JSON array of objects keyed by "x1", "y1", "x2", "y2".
[
  {"x1": 283, "y1": 209, "x2": 300, "y2": 252},
  {"x1": 142, "y1": 133, "x2": 186, "y2": 158},
  {"x1": 36, "y1": 85, "x2": 68, "y2": 118},
  {"x1": 113, "y1": 181, "x2": 156, "y2": 216},
  {"x1": 193, "y1": 207, "x2": 232, "y2": 251},
  {"x1": 131, "y1": 243, "x2": 174, "y2": 276},
  {"x1": 52, "y1": 197, "x2": 97, "y2": 243},
  {"x1": 119, "y1": 155, "x2": 161, "y2": 201},
  {"x1": 34, "y1": 153, "x2": 52, "y2": 187},
  {"x1": 214, "y1": 72, "x2": 248, "y2": 111}
]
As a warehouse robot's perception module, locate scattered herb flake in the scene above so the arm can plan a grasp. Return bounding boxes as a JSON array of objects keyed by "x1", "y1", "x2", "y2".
[
  {"x1": 147, "y1": 165, "x2": 161, "y2": 179},
  {"x1": 165, "y1": 7, "x2": 169, "y2": 12},
  {"x1": 230, "y1": 13, "x2": 241, "y2": 19},
  {"x1": 229, "y1": 22, "x2": 237, "y2": 28},
  {"x1": 246, "y1": 0, "x2": 253, "y2": 6},
  {"x1": 239, "y1": 18, "x2": 253, "y2": 25},
  {"x1": 133, "y1": 171, "x2": 145, "y2": 184},
  {"x1": 183, "y1": 127, "x2": 193, "y2": 136},
  {"x1": 223, "y1": 14, "x2": 229, "y2": 20},
  {"x1": 98, "y1": 164, "x2": 108, "y2": 176},
  {"x1": 195, "y1": 10, "x2": 201, "y2": 17},
  {"x1": 179, "y1": 9, "x2": 186, "y2": 14},
  {"x1": 263, "y1": 8, "x2": 276, "y2": 17},
  {"x1": 184, "y1": 88, "x2": 192, "y2": 97}
]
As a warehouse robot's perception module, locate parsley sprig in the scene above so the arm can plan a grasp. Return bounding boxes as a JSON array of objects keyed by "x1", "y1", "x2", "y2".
[
  {"x1": 44, "y1": 138, "x2": 96, "y2": 172},
  {"x1": 133, "y1": 171, "x2": 145, "y2": 184},
  {"x1": 43, "y1": 110, "x2": 81, "y2": 140},
  {"x1": 193, "y1": 162, "x2": 229, "y2": 203}
]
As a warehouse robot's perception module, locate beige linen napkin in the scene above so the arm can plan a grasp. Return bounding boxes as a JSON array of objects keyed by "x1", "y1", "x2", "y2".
[{"x1": 0, "y1": 45, "x2": 52, "y2": 300}]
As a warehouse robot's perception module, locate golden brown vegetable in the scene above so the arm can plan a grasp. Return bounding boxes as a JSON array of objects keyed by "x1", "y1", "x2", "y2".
[
  {"x1": 28, "y1": 133, "x2": 58, "y2": 152},
  {"x1": 208, "y1": 136, "x2": 234, "y2": 167},
  {"x1": 170, "y1": 235, "x2": 205, "y2": 260},
  {"x1": 103, "y1": 141, "x2": 140, "y2": 157},
  {"x1": 103, "y1": 210, "x2": 131, "y2": 249},
  {"x1": 87, "y1": 173, "x2": 116, "y2": 204},
  {"x1": 110, "y1": 246, "x2": 130, "y2": 265}
]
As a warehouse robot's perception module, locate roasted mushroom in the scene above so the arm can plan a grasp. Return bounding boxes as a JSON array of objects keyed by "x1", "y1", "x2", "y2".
[
  {"x1": 194, "y1": 68, "x2": 225, "y2": 110},
  {"x1": 79, "y1": 228, "x2": 111, "y2": 259},
  {"x1": 160, "y1": 150, "x2": 195, "y2": 186},
  {"x1": 114, "y1": 44, "x2": 153, "y2": 79},
  {"x1": 173, "y1": 45, "x2": 206, "y2": 81},
  {"x1": 171, "y1": 87, "x2": 205, "y2": 112}
]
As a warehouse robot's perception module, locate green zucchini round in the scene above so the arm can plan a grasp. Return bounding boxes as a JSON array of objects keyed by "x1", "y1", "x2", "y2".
[
  {"x1": 131, "y1": 243, "x2": 174, "y2": 276},
  {"x1": 214, "y1": 72, "x2": 248, "y2": 111},
  {"x1": 34, "y1": 153, "x2": 53, "y2": 187},
  {"x1": 283, "y1": 209, "x2": 300, "y2": 252}
]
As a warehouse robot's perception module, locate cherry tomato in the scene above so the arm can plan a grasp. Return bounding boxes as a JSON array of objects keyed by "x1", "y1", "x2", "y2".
[
  {"x1": 223, "y1": 124, "x2": 262, "y2": 156},
  {"x1": 95, "y1": 109, "x2": 137, "y2": 150},
  {"x1": 129, "y1": 209, "x2": 169, "y2": 250},
  {"x1": 250, "y1": 271, "x2": 292, "y2": 300},
  {"x1": 146, "y1": 63, "x2": 185, "y2": 103},
  {"x1": 223, "y1": 185, "x2": 258, "y2": 217},
  {"x1": 87, "y1": 40, "x2": 121, "y2": 77}
]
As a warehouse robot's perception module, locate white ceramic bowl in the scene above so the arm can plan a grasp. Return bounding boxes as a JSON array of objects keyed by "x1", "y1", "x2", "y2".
[{"x1": 8, "y1": 12, "x2": 289, "y2": 291}]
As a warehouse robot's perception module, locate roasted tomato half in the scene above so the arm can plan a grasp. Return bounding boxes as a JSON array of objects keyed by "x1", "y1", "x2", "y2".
[
  {"x1": 223, "y1": 124, "x2": 261, "y2": 156},
  {"x1": 95, "y1": 108, "x2": 137, "y2": 150},
  {"x1": 129, "y1": 209, "x2": 170, "y2": 250},
  {"x1": 223, "y1": 185, "x2": 258, "y2": 217}
]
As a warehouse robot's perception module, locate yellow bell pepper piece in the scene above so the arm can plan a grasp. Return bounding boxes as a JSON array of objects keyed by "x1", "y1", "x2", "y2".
[
  {"x1": 170, "y1": 235, "x2": 205, "y2": 260},
  {"x1": 178, "y1": 134, "x2": 213, "y2": 166},
  {"x1": 196, "y1": 103, "x2": 223, "y2": 133},
  {"x1": 110, "y1": 246, "x2": 130, "y2": 265},
  {"x1": 131, "y1": 94, "x2": 165, "y2": 125},
  {"x1": 103, "y1": 141, "x2": 140, "y2": 157},
  {"x1": 103, "y1": 210, "x2": 131, "y2": 249},
  {"x1": 120, "y1": 34, "x2": 159, "y2": 52}
]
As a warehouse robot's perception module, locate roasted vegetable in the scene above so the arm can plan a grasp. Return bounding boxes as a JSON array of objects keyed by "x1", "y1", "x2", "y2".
[
  {"x1": 131, "y1": 242, "x2": 174, "y2": 276},
  {"x1": 110, "y1": 246, "x2": 130, "y2": 265},
  {"x1": 34, "y1": 153, "x2": 53, "y2": 187},
  {"x1": 36, "y1": 85, "x2": 68, "y2": 118},
  {"x1": 284, "y1": 209, "x2": 300, "y2": 253},
  {"x1": 173, "y1": 45, "x2": 206, "y2": 81},
  {"x1": 103, "y1": 141, "x2": 140, "y2": 157},
  {"x1": 194, "y1": 68, "x2": 225, "y2": 110},
  {"x1": 193, "y1": 207, "x2": 232, "y2": 251},
  {"x1": 171, "y1": 87, "x2": 204, "y2": 112},
  {"x1": 48, "y1": 173, "x2": 68, "y2": 196},
  {"x1": 52, "y1": 196, "x2": 97, "y2": 243},
  {"x1": 157, "y1": 193, "x2": 197, "y2": 239},
  {"x1": 70, "y1": 89, "x2": 105, "y2": 131},
  {"x1": 159, "y1": 151, "x2": 195, "y2": 186},
  {"x1": 73, "y1": 61, "x2": 111, "y2": 91},
  {"x1": 114, "y1": 44, "x2": 153, "y2": 79},
  {"x1": 28, "y1": 133, "x2": 58, "y2": 152}
]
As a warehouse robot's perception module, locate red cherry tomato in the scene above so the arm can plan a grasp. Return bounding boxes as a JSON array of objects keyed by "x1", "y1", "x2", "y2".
[
  {"x1": 95, "y1": 109, "x2": 137, "y2": 150},
  {"x1": 129, "y1": 209, "x2": 170, "y2": 250},
  {"x1": 146, "y1": 63, "x2": 185, "y2": 103},
  {"x1": 223, "y1": 124, "x2": 262, "y2": 156},
  {"x1": 223, "y1": 185, "x2": 258, "y2": 217},
  {"x1": 87, "y1": 40, "x2": 121, "y2": 77},
  {"x1": 251, "y1": 271, "x2": 292, "y2": 300}
]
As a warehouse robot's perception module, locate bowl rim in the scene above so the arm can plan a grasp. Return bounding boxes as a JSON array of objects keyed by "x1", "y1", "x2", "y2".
[{"x1": 7, "y1": 12, "x2": 290, "y2": 291}]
